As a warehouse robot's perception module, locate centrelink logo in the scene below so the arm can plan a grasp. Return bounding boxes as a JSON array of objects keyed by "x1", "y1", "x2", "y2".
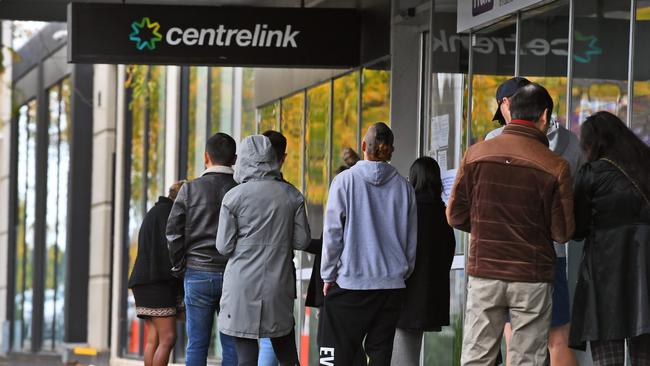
[
  {"x1": 130, "y1": 17, "x2": 162, "y2": 51},
  {"x1": 574, "y1": 31, "x2": 603, "y2": 63},
  {"x1": 129, "y1": 17, "x2": 301, "y2": 50}
]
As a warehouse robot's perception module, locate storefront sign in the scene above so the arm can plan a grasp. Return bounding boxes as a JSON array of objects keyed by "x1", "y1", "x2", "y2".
[
  {"x1": 457, "y1": 0, "x2": 548, "y2": 32},
  {"x1": 68, "y1": 3, "x2": 360, "y2": 67}
]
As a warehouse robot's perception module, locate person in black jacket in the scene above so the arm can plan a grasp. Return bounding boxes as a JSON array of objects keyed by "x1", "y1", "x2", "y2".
[
  {"x1": 570, "y1": 111, "x2": 650, "y2": 365},
  {"x1": 391, "y1": 156, "x2": 455, "y2": 366},
  {"x1": 128, "y1": 180, "x2": 186, "y2": 366},
  {"x1": 166, "y1": 133, "x2": 238, "y2": 366}
]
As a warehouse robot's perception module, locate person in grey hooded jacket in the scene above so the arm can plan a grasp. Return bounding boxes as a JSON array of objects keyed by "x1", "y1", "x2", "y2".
[
  {"x1": 318, "y1": 122, "x2": 418, "y2": 366},
  {"x1": 216, "y1": 135, "x2": 310, "y2": 366}
]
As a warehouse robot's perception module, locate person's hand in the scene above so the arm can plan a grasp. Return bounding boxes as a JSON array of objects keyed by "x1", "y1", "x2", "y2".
[{"x1": 323, "y1": 282, "x2": 335, "y2": 297}]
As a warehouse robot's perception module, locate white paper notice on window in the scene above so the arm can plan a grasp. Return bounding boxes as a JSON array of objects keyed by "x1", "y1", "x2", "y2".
[
  {"x1": 436, "y1": 149, "x2": 448, "y2": 172},
  {"x1": 431, "y1": 114, "x2": 450, "y2": 149},
  {"x1": 441, "y1": 168, "x2": 458, "y2": 205}
]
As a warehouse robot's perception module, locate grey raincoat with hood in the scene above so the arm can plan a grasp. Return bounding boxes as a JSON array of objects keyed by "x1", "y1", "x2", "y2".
[{"x1": 216, "y1": 135, "x2": 311, "y2": 339}]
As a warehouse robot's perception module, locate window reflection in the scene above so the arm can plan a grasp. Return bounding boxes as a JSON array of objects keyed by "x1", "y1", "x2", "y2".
[
  {"x1": 125, "y1": 65, "x2": 167, "y2": 357},
  {"x1": 331, "y1": 72, "x2": 359, "y2": 176},
  {"x1": 361, "y1": 66, "x2": 391, "y2": 136},
  {"x1": 280, "y1": 93, "x2": 304, "y2": 189},
  {"x1": 570, "y1": 0, "x2": 630, "y2": 131},
  {"x1": 520, "y1": 3, "x2": 569, "y2": 129},
  {"x1": 259, "y1": 101, "x2": 280, "y2": 133},
  {"x1": 14, "y1": 101, "x2": 37, "y2": 352},
  {"x1": 43, "y1": 78, "x2": 71, "y2": 350},
  {"x1": 470, "y1": 19, "x2": 517, "y2": 143},
  {"x1": 241, "y1": 69, "x2": 257, "y2": 138},
  {"x1": 305, "y1": 83, "x2": 330, "y2": 238},
  {"x1": 187, "y1": 67, "x2": 209, "y2": 179},
  {"x1": 632, "y1": 4, "x2": 650, "y2": 144},
  {"x1": 211, "y1": 68, "x2": 234, "y2": 136},
  {"x1": 423, "y1": 270, "x2": 465, "y2": 366}
]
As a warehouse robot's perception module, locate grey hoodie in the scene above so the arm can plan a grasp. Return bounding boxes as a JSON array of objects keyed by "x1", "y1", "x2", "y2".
[{"x1": 321, "y1": 160, "x2": 418, "y2": 290}]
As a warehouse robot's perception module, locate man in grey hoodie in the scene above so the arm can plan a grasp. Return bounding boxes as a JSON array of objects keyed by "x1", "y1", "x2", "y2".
[{"x1": 318, "y1": 122, "x2": 418, "y2": 366}]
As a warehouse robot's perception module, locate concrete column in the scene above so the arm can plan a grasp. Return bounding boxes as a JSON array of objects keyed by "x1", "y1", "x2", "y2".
[
  {"x1": 86, "y1": 64, "x2": 117, "y2": 352},
  {"x1": 110, "y1": 65, "x2": 127, "y2": 361},
  {"x1": 389, "y1": 20, "x2": 421, "y2": 176},
  {"x1": 0, "y1": 20, "x2": 13, "y2": 354}
]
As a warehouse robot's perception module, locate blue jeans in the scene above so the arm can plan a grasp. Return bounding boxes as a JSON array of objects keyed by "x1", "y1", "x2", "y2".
[
  {"x1": 258, "y1": 338, "x2": 278, "y2": 366},
  {"x1": 184, "y1": 268, "x2": 238, "y2": 366}
]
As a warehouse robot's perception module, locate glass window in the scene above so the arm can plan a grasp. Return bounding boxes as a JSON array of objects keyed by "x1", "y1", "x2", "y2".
[
  {"x1": 302, "y1": 82, "x2": 331, "y2": 364},
  {"x1": 520, "y1": 3, "x2": 570, "y2": 129},
  {"x1": 185, "y1": 66, "x2": 239, "y2": 179},
  {"x1": 632, "y1": 2, "x2": 650, "y2": 144},
  {"x1": 13, "y1": 100, "x2": 37, "y2": 352},
  {"x1": 241, "y1": 68, "x2": 257, "y2": 139},
  {"x1": 331, "y1": 72, "x2": 360, "y2": 176},
  {"x1": 470, "y1": 20, "x2": 518, "y2": 143},
  {"x1": 186, "y1": 67, "x2": 209, "y2": 179},
  {"x1": 423, "y1": 3, "x2": 471, "y2": 364},
  {"x1": 42, "y1": 78, "x2": 71, "y2": 350},
  {"x1": 428, "y1": 8, "x2": 469, "y2": 169},
  {"x1": 211, "y1": 68, "x2": 234, "y2": 135},
  {"x1": 361, "y1": 64, "x2": 391, "y2": 137},
  {"x1": 570, "y1": 0, "x2": 630, "y2": 131},
  {"x1": 259, "y1": 101, "x2": 280, "y2": 133},
  {"x1": 304, "y1": 83, "x2": 330, "y2": 237},
  {"x1": 280, "y1": 93, "x2": 304, "y2": 189},
  {"x1": 423, "y1": 270, "x2": 465, "y2": 366},
  {"x1": 124, "y1": 65, "x2": 167, "y2": 358}
]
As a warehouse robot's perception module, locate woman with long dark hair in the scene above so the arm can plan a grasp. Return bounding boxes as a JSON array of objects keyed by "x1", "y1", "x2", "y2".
[
  {"x1": 570, "y1": 111, "x2": 650, "y2": 365},
  {"x1": 391, "y1": 156, "x2": 456, "y2": 365}
]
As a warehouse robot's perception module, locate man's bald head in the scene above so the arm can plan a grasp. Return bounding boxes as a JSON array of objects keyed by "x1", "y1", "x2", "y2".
[{"x1": 362, "y1": 122, "x2": 394, "y2": 161}]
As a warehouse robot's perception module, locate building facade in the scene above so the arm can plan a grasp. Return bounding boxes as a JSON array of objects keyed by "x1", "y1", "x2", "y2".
[{"x1": 1, "y1": 0, "x2": 650, "y2": 365}]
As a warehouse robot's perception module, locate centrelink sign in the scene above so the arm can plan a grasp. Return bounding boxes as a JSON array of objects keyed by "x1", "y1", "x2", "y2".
[{"x1": 68, "y1": 3, "x2": 360, "y2": 67}]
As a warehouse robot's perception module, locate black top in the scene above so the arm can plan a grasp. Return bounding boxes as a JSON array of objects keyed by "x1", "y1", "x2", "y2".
[
  {"x1": 397, "y1": 191, "x2": 456, "y2": 331},
  {"x1": 305, "y1": 237, "x2": 324, "y2": 308},
  {"x1": 569, "y1": 160, "x2": 650, "y2": 349},
  {"x1": 128, "y1": 196, "x2": 175, "y2": 288},
  {"x1": 166, "y1": 172, "x2": 237, "y2": 276}
]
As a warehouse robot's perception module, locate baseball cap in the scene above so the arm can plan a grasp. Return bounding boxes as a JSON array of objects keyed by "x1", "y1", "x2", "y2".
[{"x1": 493, "y1": 77, "x2": 531, "y2": 125}]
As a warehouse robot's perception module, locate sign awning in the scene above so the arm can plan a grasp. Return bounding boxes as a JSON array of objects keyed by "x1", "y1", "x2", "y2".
[{"x1": 68, "y1": 3, "x2": 361, "y2": 68}]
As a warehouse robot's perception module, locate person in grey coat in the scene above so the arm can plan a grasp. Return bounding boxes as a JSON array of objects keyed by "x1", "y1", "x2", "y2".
[{"x1": 216, "y1": 135, "x2": 311, "y2": 366}]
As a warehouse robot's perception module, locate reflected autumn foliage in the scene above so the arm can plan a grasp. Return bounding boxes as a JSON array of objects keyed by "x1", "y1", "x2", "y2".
[
  {"x1": 280, "y1": 93, "x2": 304, "y2": 188},
  {"x1": 332, "y1": 72, "x2": 360, "y2": 175},
  {"x1": 305, "y1": 83, "x2": 330, "y2": 236}
]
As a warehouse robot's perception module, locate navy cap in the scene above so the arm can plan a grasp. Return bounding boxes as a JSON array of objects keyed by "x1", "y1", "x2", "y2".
[{"x1": 493, "y1": 77, "x2": 531, "y2": 124}]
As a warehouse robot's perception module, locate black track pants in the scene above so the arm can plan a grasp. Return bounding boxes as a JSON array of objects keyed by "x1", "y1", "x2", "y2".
[{"x1": 318, "y1": 286, "x2": 403, "y2": 366}]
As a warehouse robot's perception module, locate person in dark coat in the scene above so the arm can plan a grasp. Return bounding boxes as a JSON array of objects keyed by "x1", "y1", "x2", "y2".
[
  {"x1": 128, "y1": 180, "x2": 185, "y2": 366},
  {"x1": 570, "y1": 111, "x2": 650, "y2": 365},
  {"x1": 391, "y1": 156, "x2": 455, "y2": 366}
]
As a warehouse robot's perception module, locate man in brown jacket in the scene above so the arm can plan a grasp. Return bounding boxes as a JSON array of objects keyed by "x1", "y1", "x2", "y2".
[{"x1": 447, "y1": 83, "x2": 574, "y2": 366}]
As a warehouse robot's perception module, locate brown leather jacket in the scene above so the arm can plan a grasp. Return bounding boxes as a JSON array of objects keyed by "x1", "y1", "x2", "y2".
[{"x1": 446, "y1": 123, "x2": 574, "y2": 283}]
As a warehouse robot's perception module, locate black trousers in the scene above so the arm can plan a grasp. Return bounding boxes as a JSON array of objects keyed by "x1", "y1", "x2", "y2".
[
  {"x1": 234, "y1": 330, "x2": 299, "y2": 366},
  {"x1": 318, "y1": 286, "x2": 403, "y2": 366}
]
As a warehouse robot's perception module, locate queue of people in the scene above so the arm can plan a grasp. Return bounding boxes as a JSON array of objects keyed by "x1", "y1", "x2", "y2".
[{"x1": 127, "y1": 79, "x2": 650, "y2": 366}]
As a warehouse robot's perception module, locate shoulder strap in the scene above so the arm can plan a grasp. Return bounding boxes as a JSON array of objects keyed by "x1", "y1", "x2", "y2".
[{"x1": 600, "y1": 158, "x2": 650, "y2": 209}]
